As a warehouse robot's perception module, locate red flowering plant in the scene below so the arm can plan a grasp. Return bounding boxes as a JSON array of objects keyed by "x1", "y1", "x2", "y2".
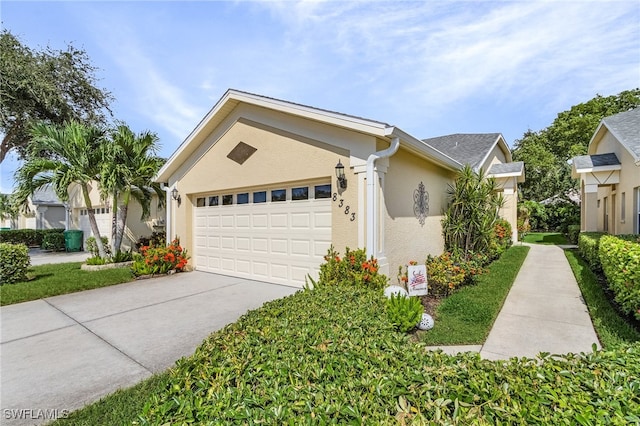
[
  {"x1": 131, "y1": 238, "x2": 189, "y2": 277},
  {"x1": 308, "y1": 246, "x2": 387, "y2": 289}
]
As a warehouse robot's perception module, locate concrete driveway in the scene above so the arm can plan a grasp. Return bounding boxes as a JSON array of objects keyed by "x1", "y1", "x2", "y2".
[{"x1": 0, "y1": 272, "x2": 298, "y2": 425}]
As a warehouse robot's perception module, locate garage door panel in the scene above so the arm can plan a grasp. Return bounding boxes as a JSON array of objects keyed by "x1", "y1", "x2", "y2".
[
  {"x1": 270, "y1": 213, "x2": 288, "y2": 228},
  {"x1": 271, "y1": 238, "x2": 288, "y2": 254},
  {"x1": 236, "y1": 237, "x2": 250, "y2": 251},
  {"x1": 194, "y1": 184, "x2": 331, "y2": 287},
  {"x1": 252, "y1": 238, "x2": 268, "y2": 253},
  {"x1": 291, "y1": 239, "x2": 310, "y2": 256}
]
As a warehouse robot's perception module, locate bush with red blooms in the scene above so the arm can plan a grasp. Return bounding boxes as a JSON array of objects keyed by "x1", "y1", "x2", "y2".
[
  {"x1": 308, "y1": 246, "x2": 388, "y2": 289},
  {"x1": 131, "y1": 238, "x2": 189, "y2": 276}
]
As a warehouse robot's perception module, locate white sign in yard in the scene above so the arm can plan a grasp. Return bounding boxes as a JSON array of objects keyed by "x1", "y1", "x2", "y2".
[{"x1": 407, "y1": 264, "x2": 428, "y2": 296}]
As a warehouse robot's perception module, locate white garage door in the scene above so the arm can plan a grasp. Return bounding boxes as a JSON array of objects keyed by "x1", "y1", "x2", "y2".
[
  {"x1": 78, "y1": 207, "x2": 112, "y2": 249},
  {"x1": 193, "y1": 183, "x2": 332, "y2": 287}
]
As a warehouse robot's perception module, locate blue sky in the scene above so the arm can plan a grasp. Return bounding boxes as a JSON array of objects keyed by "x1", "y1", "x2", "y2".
[{"x1": 1, "y1": 0, "x2": 639, "y2": 193}]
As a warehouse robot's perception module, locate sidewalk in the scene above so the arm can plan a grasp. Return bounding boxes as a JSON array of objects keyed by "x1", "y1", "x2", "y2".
[{"x1": 429, "y1": 243, "x2": 601, "y2": 360}]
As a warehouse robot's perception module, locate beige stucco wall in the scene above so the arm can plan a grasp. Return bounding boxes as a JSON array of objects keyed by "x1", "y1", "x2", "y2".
[
  {"x1": 383, "y1": 147, "x2": 455, "y2": 280},
  {"x1": 67, "y1": 182, "x2": 165, "y2": 251},
  {"x1": 591, "y1": 131, "x2": 640, "y2": 235},
  {"x1": 168, "y1": 107, "x2": 376, "y2": 263}
]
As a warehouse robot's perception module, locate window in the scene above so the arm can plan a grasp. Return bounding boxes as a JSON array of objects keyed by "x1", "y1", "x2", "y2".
[
  {"x1": 222, "y1": 195, "x2": 233, "y2": 205},
  {"x1": 101, "y1": 208, "x2": 105, "y2": 214},
  {"x1": 292, "y1": 186, "x2": 309, "y2": 201},
  {"x1": 271, "y1": 189, "x2": 286, "y2": 202},
  {"x1": 253, "y1": 191, "x2": 266, "y2": 203},
  {"x1": 196, "y1": 197, "x2": 206, "y2": 207},
  {"x1": 621, "y1": 192, "x2": 626, "y2": 222},
  {"x1": 237, "y1": 193, "x2": 249, "y2": 204},
  {"x1": 314, "y1": 184, "x2": 332, "y2": 199},
  {"x1": 208, "y1": 196, "x2": 218, "y2": 206}
]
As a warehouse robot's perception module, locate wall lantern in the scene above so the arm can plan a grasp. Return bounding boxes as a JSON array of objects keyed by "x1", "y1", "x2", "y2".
[
  {"x1": 335, "y1": 159, "x2": 347, "y2": 189},
  {"x1": 171, "y1": 188, "x2": 181, "y2": 204}
]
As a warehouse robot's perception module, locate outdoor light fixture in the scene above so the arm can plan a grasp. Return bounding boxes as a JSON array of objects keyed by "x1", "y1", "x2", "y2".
[
  {"x1": 171, "y1": 188, "x2": 181, "y2": 204},
  {"x1": 335, "y1": 159, "x2": 347, "y2": 189}
]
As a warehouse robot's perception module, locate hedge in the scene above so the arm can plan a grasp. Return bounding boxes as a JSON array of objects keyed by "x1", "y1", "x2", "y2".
[
  {"x1": 578, "y1": 232, "x2": 606, "y2": 271},
  {"x1": 599, "y1": 235, "x2": 640, "y2": 321},
  {"x1": 567, "y1": 224, "x2": 581, "y2": 244},
  {"x1": 0, "y1": 228, "x2": 65, "y2": 246},
  {"x1": 0, "y1": 243, "x2": 30, "y2": 284},
  {"x1": 139, "y1": 286, "x2": 640, "y2": 425}
]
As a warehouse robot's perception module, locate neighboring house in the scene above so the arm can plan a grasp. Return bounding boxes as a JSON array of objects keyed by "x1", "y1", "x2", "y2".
[
  {"x1": 15, "y1": 187, "x2": 66, "y2": 230},
  {"x1": 572, "y1": 108, "x2": 640, "y2": 235},
  {"x1": 155, "y1": 89, "x2": 524, "y2": 287},
  {"x1": 66, "y1": 182, "x2": 165, "y2": 251}
]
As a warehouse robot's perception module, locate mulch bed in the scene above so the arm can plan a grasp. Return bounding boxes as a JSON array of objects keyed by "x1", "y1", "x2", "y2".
[
  {"x1": 420, "y1": 295, "x2": 443, "y2": 318},
  {"x1": 594, "y1": 269, "x2": 640, "y2": 332}
]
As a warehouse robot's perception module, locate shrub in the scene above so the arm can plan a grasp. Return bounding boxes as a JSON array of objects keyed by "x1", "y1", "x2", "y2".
[
  {"x1": 0, "y1": 243, "x2": 30, "y2": 284},
  {"x1": 426, "y1": 252, "x2": 468, "y2": 297},
  {"x1": 41, "y1": 232, "x2": 65, "y2": 251},
  {"x1": 567, "y1": 224, "x2": 581, "y2": 244},
  {"x1": 131, "y1": 239, "x2": 188, "y2": 276},
  {"x1": 599, "y1": 235, "x2": 640, "y2": 321},
  {"x1": 0, "y1": 228, "x2": 64, "y2": 246},
  {"x1": 112, "y1": 250, "x2": 133, "y2": 263},
  {"x1": 309, "y1": 246, "x2": 387, "y2": 290},
  {"x1": 578, "y1": 232, "x2": 605, "y2": 271},
  {"x1": 386, "y1": 294, "x2": 423, "y2": 332},
  {"x1": 489, "y1": 218, "x2": 513, "y2": 259},
  {"x1": 139, "y1": 284, "x2": 640, "y2": 425},
  {"x1": 85, "y1": 236, "x2": 111, "y2": 258},
  {"x1": 136, "y1": 231, "x2": 166, "y2": 251},
  {"x1": 86, "y1": 256, "x2": 107, "y2": 266}
]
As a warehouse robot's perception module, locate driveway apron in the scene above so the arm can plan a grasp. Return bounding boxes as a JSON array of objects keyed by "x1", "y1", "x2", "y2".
[{"x1": 0, "y1": 272, "x2": 297, "y2": 425}]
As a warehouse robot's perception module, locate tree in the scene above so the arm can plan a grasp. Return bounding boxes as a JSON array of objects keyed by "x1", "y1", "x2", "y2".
[
  {"x1": 512, "y1": 89, "x2": 640, "y2": 201},
  {"x1": 441, "y1": 165, "x2": 504, "y2": 258},
  {"x1": 13, "y1": 121, "x2": 109, "y2": 258},
  {"x1": 100, "y1": 124, "x2": 165, "y2": 253},
  {"x1": 0, "y1": 30, "x2": 112, "y2": 162},
  {"x1": 0, "y1": 193, "x2": 19, "y2": 227}
]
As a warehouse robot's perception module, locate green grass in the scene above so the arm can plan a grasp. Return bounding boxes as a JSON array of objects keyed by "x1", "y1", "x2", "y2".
[
  {"x1": 51, "y1": 373, "x2": 169, "y2": 426},
  {"x1": 419, "y1": 245, "x2": 529, "y2": 345},
  {"x1": 565, "y1": 249, "x2": 640, "y2": 348},
  {"x1": 522, "y1": 232, "x2": 569, "y2": 245},
  {"x1": 0, "y1": 262, "x2": 135, "y2": 306}
]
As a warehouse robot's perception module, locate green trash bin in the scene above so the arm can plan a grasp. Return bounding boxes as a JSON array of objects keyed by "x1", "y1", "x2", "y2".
[{"x1": 64, "y1": 230, "x2": 84, "y2": 252}]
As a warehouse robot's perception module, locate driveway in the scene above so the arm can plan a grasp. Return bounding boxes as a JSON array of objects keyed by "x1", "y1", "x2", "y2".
[
  {"x1": 28, "y1": 248, "x2": 89, "y2": 266},
  {"x1": 0, "y1": 272, "x2": 298, "y2": 425}
]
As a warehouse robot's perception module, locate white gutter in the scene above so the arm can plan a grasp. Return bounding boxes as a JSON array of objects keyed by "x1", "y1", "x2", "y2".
[
  {"x1": 161, "y1": 183, "x2": 172, "y2": 245},
  {"x1": 366, "y1": 135, "x2": 400, "y2": 259}
]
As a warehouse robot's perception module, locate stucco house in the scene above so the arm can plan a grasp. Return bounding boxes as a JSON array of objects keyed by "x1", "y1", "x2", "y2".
[
  {"x1": 572, "y1": 108, "x2": 640, "y2": 235},
  {"x1": 12, "y1": 187, "x2": 66, "y2": 230},
  {"x1": 155, "y1": 89, "x2": 524, "y2": 287},
  {"x1": 66, "y1": 182, "x2": 165, "y2": 251}
]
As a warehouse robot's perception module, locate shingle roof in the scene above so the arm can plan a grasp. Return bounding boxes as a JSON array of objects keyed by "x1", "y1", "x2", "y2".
[
  {"x1": 30, "y1": 187, "x2": 63, "y2": 205},
  {"x1": 573, "y1": 153, "x2": 621, "y2": 170},
  {"x1": 421, "y1": 133, "x2": 501, "y2": 171},
  {"x1": 488, "y1": 161, "x2": 524, "y2": 175},
  {"x1": 601, "y1": 107, "x2": 640, "y2": 161}
]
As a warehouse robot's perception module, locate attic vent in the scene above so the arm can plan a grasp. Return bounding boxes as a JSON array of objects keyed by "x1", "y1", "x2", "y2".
[{"x1": 227, "y1": 142, "x2": 257, "y2": 165}]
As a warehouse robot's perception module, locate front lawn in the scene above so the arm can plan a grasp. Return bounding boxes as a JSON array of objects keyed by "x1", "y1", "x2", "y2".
[
  {"x1": 419, "y1": 245, "x2": 529, "y2": 345},
  {"x1": 0, "y1": 262, "x2": 134, "y2": 306},
  {"x1": 522, "y1": 232, "x2": 569, "y2": 245}
]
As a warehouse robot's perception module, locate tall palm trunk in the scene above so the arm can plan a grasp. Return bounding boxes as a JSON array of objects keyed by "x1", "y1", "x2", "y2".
[
  {"x1": 82, "y1": 184, "x2": 107, "y2": 258},
  {"x1": 112, "y1": 190, "x2": 130, "y2": 253}
]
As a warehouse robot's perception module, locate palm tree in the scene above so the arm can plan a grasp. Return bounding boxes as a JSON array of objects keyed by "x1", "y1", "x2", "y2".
[
  {"x1": 13, "y1": 121, "x2": 109, "y2": 257},
  {"x1": 100, "y1": 124, "x2": 164, "y2": 253},
  {"x1": 0, "y1": 193, "x2": 18, "y2": 228}
]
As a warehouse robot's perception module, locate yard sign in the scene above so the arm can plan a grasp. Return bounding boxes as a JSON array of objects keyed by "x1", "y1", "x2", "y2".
[{"x1": 407, "y1": 264, "x2": 428, "y2": 296}]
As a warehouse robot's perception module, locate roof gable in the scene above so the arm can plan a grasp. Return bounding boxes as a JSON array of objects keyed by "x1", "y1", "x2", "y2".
[
  {"x1": 590, "y1": 107, "x2": 640, "y2": 163},
  {"x1": 421, "y1": 133, "x2": 509, "y2": 172},
  {"x1": 155, "y1": 89, "x2": 462, "y2": 182}
]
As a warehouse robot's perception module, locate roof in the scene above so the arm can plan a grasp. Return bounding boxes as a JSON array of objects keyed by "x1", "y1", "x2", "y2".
[
  {"x1": 600, "y1": 107, "x2": 640, "y2": 162},
  {"x1": 30, "y1": 187, "x2": 64, "y2": 206},
  {"x1": 573, "y1": 153, "x2": 621, "y2": 171},
  {"x1": 488, "y1": 161, "x2": 524, "y2": 175},
  {"x1": 421, "y1": 133, "x2": 509, "y2": 172},
  {"x1": 155, "y1": 89, "x2": 462, "y2": 182}
]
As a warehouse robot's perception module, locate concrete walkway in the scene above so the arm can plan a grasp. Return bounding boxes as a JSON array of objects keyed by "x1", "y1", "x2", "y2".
[
  {"x1": 0, "y1": 272, "x2": 297, "y2": 426},
  {"x1": 28, "y1": 248, "x2": 89, "y2": 265},
  {"x1": 429, "y1": 243, "x2": 601, "y2": 359}
]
